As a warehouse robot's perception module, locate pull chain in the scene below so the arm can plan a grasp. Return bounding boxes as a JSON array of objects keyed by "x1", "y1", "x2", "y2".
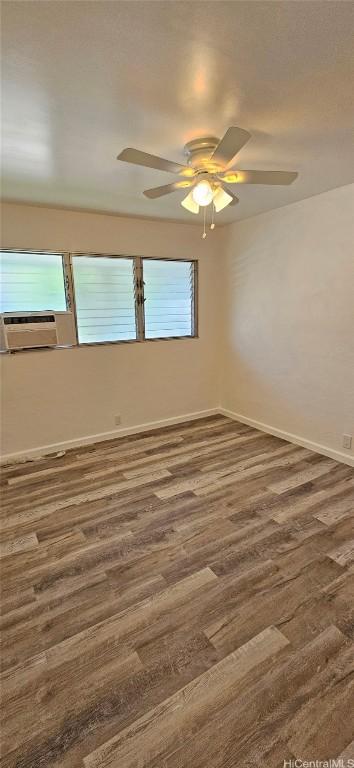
[
  {"x1": 202, "y1": 206, "x2": 207, "y2": 239},
  {"x1": 210, "y1": 202, "x2": 215, "y2": 230}
]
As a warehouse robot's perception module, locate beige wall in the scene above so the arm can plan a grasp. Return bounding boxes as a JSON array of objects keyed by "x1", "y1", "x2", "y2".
[
  {"x1": 221, "y1": 184, "x2": 354, "y2": 463},
  {"x1": 0, "y1": 203, "x2": 222, "y2": 457}
]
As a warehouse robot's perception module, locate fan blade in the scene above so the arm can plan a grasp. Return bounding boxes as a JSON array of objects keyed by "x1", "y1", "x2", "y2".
[
  {"x1": 143, "y1": 180, "x2": 193, "y2": 199},
  {"x1": 181, "y1": 191, "x2": 199, "y2": 214},
  {"x1": 221, "y1": 170, "x2": 298, "y2": 185},
  {"x1": 143, "y1": 183, "x2": 179, "y2": 199},
  {"x1": 118, "y1": 148, "x2": 193, "y2": 176},
  {"x1": 211, "y1": 127, "x2": 251, "y2": 167}
]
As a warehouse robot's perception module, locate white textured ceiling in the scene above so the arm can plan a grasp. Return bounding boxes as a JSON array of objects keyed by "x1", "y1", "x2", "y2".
[{"x1": 1, "y1": 1, "x2": 354, "y2": 224}]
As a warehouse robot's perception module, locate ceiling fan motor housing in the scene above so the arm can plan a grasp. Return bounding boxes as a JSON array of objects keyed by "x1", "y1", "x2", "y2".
[{"x1": 184, "y1": 137, "x2": 223, "y2": 174}]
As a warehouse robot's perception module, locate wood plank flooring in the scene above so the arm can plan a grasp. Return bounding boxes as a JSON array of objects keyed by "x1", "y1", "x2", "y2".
[{"x1": 1, "y1": 415, "x2": 353, "y2": 767}]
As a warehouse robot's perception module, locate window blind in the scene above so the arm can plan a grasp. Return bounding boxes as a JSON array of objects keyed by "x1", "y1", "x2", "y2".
[
  {"x1": 71, "y1": 256, "x2": 137, "y2": 344},
  {"x1": 0, "y1": 251, "x2": 67, "y2": 312},
  {"x1": 143, "y1": 259, "x2": 194, "y2": 339}
]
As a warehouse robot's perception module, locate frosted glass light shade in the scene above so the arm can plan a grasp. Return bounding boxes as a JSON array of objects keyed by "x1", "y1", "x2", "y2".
[
  {"x1": 192, "y1": 180, "x2": 213, "y2": 207},
  {"x1": 213, "y1": 187, "x2": 233, "y2": 212},
  {"x1": 181, "y1": 191, "x2": 199, "y2": 214}
]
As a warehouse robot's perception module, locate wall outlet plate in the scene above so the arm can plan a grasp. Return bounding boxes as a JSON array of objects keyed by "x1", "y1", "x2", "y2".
[{"x1": 343, "y1": 434, "x2": 352, "y2": 449}]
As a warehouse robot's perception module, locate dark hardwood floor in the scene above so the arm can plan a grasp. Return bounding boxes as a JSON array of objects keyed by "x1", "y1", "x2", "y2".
[{"x1": 1, "y1": 415, "x2": 353, "y2": 767}]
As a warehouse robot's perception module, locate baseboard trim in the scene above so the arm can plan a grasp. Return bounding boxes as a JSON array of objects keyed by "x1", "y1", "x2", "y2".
[
  {"x1": 3, "y1": 406, "x2": 353, "y2": 468},
  {"x1": 1, "y1": 408, "x2": 220, "y2": 465},
  {"x1": 219, "y1": 408, "x2": 354, "y2": 468}
]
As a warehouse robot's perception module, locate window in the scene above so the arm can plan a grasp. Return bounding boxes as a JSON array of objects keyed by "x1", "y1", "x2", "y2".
[
  {"x1": 0, "y1": 250, "x2": 197, "y2": 347},
  {"x1": 71, "y1": 255, "x2": 197, "y2": 345},
  {"x1": 71, "y1": 256, "x2": 137, "y2": 344},
  {"x1": 0, "y1": 251, "x2": 67, "y2": 312},
  {"x1": 143, "y1": 259, "x2": 195, "y2": 339}
]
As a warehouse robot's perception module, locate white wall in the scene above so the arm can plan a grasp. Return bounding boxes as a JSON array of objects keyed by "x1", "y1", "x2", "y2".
[
  {"x1": 221, "y1": 184, "x2": 354, "y2": 464},
  {"x1": 2, "y1": 186, "x2": 354, "y2": 465},
  {"x1": 0, "y1": 203, "x2": 222, "y2": 457}
]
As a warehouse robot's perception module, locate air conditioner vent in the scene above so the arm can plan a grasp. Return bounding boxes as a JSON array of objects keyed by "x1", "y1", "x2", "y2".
[{"x1": 1, "y1": 312, "x2": 58, "y2": 350}]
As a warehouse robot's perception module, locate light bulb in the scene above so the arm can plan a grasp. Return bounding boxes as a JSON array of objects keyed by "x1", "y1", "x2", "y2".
[{"x1": 192, "y1": 180, "x2": 213, "y2": 207}]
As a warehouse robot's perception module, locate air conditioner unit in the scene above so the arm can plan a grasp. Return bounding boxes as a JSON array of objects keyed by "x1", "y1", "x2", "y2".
[{"x1": 1, "y1": 312, "x2": 58, "y2": 351}]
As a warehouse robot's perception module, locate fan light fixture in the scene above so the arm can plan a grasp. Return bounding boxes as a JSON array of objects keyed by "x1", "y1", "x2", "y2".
[
  {"x1": 192, "y1": 179, "x2": 214, "y2": 207},
  {"x1": 181, "y1": 181, "x2": 233, "y2": 222}
]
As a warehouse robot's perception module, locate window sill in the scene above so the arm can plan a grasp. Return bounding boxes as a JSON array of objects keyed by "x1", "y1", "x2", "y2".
[{"x1": 1, "y1": 335, "x2": 199, "y2": 354}]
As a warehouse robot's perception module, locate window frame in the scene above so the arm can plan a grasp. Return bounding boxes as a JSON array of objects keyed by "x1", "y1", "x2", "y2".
[
  {"x1": 0, "y1": 249, "x2": 199, "y2": 349},
  {"x1": 141, "y1": 256, "x2": 198, "y2": 343},
  {"x1": 0, "y1": 249, "x2": 72, "y2": 314},
  {"x1": 69, "y1": 252, "x2": 140, "y2": 347},
  {"x1": 69, "y1": 252, "x2": 198, "y2": 347}
]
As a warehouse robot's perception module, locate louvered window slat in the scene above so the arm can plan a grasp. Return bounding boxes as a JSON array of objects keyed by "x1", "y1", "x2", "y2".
[
  {"x1": 143, "y1": 259, "x2": 194, "y2": 339},
  {"x1": 72, "y1": 256, "x2": 137, "y2": 343}
]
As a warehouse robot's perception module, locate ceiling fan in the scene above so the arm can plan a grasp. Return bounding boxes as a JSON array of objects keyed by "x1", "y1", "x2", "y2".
[{"x1": 117, "y1": 126, "x2": 298, "y2": 220}]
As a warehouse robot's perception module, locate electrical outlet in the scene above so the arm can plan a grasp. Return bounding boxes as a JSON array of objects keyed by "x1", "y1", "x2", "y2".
[
  {"x1": 115, "y1": 415, "x2": 121, "y2": 426},
  {"x1": 343, "y1": 434, "x2": 352, "y2": 449}
]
